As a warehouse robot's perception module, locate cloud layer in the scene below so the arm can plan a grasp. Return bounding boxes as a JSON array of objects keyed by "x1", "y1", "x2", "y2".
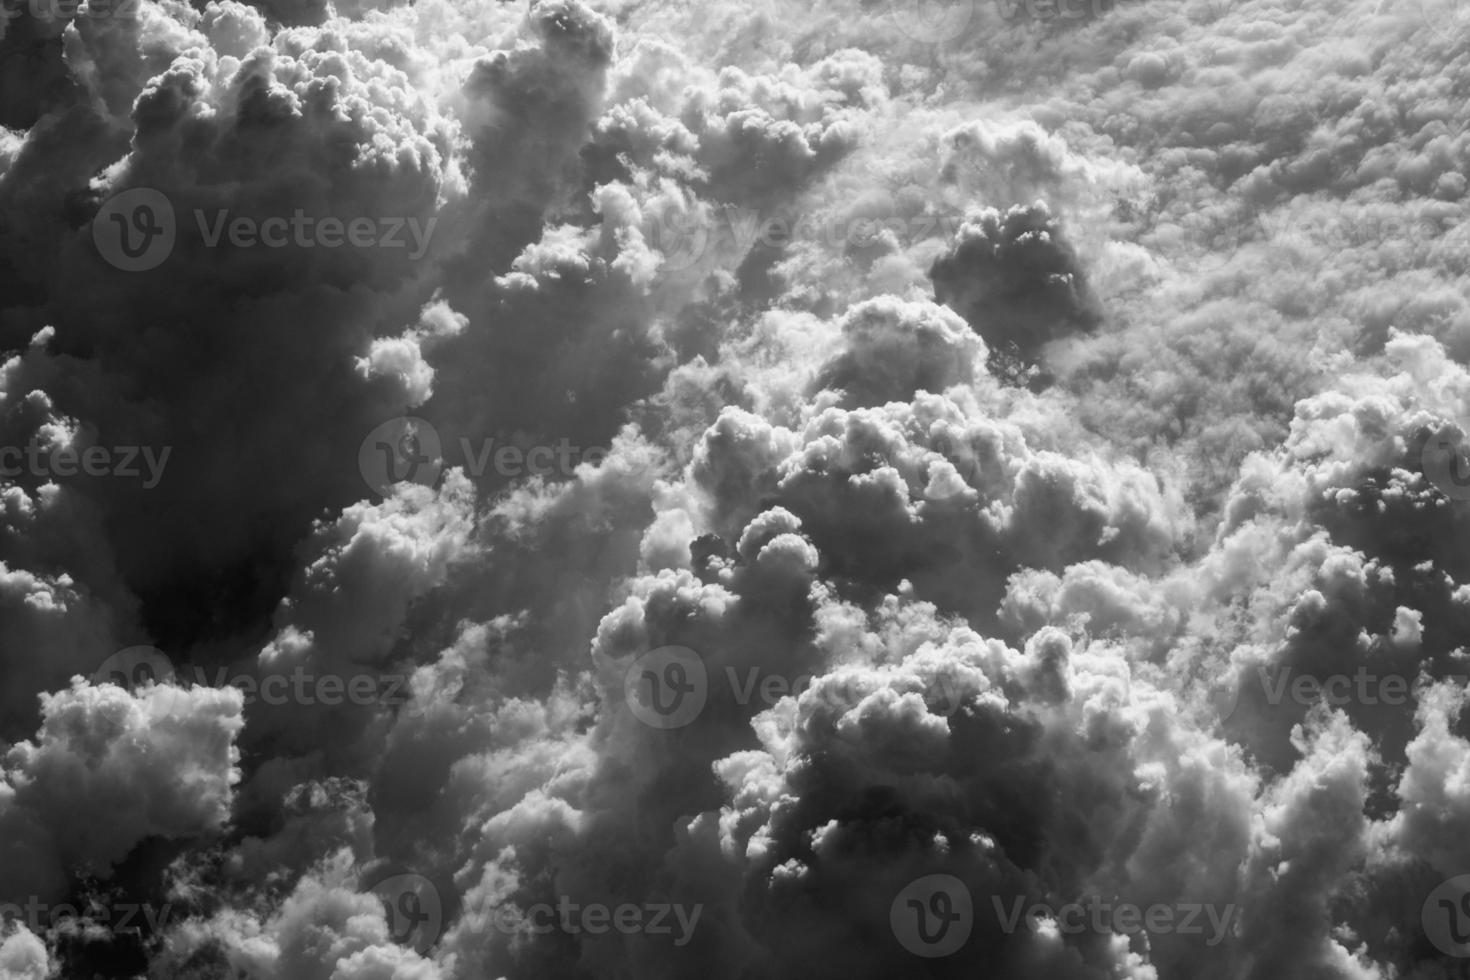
[{"x1": 2, "y1": 0, "x2": 1470, "y2": 977}]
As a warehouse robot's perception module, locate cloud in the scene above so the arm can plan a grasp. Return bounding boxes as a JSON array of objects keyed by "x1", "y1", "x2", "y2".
[{"x1": 2, "y1": 0, "x2": 1469, "y2": 976}]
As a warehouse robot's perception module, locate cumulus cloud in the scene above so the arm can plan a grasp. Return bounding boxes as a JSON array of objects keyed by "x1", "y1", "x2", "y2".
[{"x1": 1, "y1": 0, "x2": 1467, "y2": 976}]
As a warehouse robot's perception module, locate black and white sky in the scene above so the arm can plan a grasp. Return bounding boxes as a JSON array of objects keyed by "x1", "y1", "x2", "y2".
[{"x1": 3, "y1": 0, "x2": 1470, "y2": 977}]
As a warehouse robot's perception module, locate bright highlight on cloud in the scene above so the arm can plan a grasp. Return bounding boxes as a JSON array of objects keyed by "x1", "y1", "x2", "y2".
[{"x1": 2, "y1": 0, "x2": 1470, "y2": 976}]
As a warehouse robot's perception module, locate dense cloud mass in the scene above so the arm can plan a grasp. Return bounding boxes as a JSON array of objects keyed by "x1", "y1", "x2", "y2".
[{"x1": 3, "y1": 0, "x2": 1470, "y2": 976}]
